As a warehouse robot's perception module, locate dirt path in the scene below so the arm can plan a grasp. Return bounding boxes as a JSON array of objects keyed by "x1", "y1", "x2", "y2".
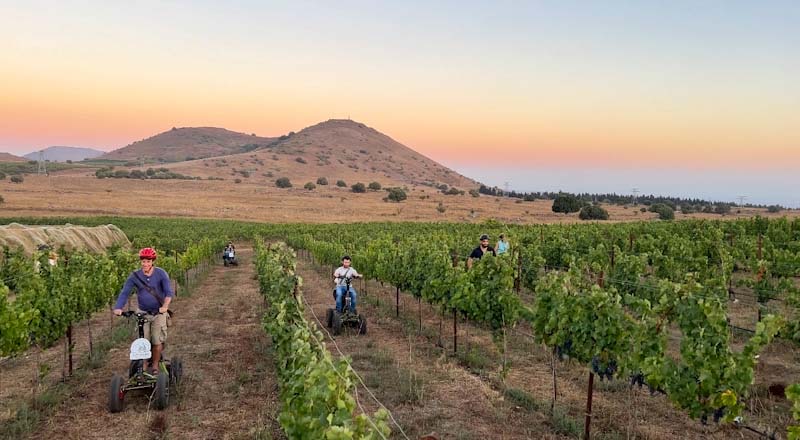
[
  {"x1": 295, "y1": 256, "x2": 571, "y2": 440},
  {"x1": 22, "y1": 246, "x2": 283, "y2": 440}
]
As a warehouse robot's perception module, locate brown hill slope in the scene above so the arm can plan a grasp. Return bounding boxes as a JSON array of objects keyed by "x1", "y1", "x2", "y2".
[
  {"x1": 0, "y1": 152, "x2": 28, "y2": 162},
  {"x1": 101, "y1": 127, "x2": 276, "y2": 162},
  {"x1": 167, "y1": 119, "x2": 477, "y2": 190}
]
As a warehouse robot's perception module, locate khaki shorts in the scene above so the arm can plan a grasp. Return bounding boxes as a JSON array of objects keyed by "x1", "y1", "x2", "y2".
[{"x1": 137, "y1": 310, "x2": 168, "y2": 345}]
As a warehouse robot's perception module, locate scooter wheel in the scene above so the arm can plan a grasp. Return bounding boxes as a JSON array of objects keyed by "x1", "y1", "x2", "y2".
[
  {"x1": 358, "y1": 316, "x2": 367, "y2": 335},
  {"x1": 108, "y1": 374, "x2": 125, "y2": 413},
  {"x1": 155, "y1": 372, "x2": 170, "y2": 410}
]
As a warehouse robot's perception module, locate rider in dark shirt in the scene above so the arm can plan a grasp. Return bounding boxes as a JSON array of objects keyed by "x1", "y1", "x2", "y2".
[{"x1": 467, "y1": 234, "x2": 496, "y2": 269}]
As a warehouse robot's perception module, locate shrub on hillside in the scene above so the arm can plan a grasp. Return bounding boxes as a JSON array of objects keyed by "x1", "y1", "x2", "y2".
[
  {"x1": 767, "y1": 205, "x2": 782, "y2": 213},
  {"x1": 275, "y1": 177, "x2": 292, "y2": 188},
  {"x1": 579, "y1": 205, "x2": 609, "y2": 221},
  {"x1": 316, "y1": 177, "x2": 328, "y2": 186},
  {"x1": 552, "y1": 194, "x2": 583, "y2": 214},
  {"x1": 351, "y1": 182, "x2": 366, "y2": 193},
  {"x1": 0, "y1": 172, "x2": 5, "y2": 180},
  {"x1": 384, "y1": 187, "x2": 407, "y2": 202},
  {"x1": 649, "y1": 203, "x2": 674, "y2": 220},
  {"x1": 469, "y1": 189, "x2": 480, "y2": 198},
  {"x1": 304, "y1": 182, "x2": 316, "y2": 190},
  {"x1": 10, "y1": 175, "x2": 24, "y2": 184},
  {"x1": 368, "y1": 181, "x2": 382, "y2": 191},
  {"x1": 336, "y1": 180, "x2": 347, "y2": 187},
  {"x1": 295, "y1": 157, "x2": 307, "y2": 164}
]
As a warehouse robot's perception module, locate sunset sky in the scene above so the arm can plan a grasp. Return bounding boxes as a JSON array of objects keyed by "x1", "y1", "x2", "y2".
[{"x1": 1, "y1": 1, "x2": 797, "y2": 205}]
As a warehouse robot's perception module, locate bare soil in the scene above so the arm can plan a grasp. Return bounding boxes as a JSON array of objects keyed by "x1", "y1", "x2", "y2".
[{"x1": 4, "y1": 246, "x2": 283, "y2": 440}]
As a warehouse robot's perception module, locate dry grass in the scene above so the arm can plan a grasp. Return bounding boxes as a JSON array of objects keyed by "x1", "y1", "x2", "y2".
[{"x1": 1, "y1": 172, "x2": 794, "y2": 225}]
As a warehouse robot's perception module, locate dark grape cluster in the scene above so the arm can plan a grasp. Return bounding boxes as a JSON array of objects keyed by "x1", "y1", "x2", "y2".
[
  {"x1": 591, "y1": 356, "x2": 617, "y2": 381},
  {"x1": 699, "y1": 408, "x2": 725, "y2": 425},
  {"x1": 629, "y1": 373, "x2": 662, "y2": 395},
  {"x1": 555, "y1": 339, "x2": 573, "y2": 360}
]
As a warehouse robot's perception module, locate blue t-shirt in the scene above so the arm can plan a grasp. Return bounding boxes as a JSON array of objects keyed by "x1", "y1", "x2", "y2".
[
  {"x1": 113, "y1": 267, "x2": 174, "y2": 312},
  {"x1": 497, "y1": 240, "x2": 509, "y2": 254}
]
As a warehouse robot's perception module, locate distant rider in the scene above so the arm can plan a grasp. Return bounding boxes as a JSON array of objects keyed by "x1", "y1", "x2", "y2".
[
  {"x1": 333, "y1": 255, "x2": 362, "y2": 313},
  {"x1": 113, "y1": 248, "x2": 173, "y2": 374},
  {"x1": 496, "y1": 234, "x2": 509, "y2": 255}
]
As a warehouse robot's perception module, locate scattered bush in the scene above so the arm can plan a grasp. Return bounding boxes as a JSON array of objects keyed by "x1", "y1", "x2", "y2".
[
  {"x1": 552, "y1": 194, "x2": 583, "y2": 214},
  {"x1": 234, "y1": 178, "x2": 242, "y2": 184},
  {"x1": 316, "y1": 177, "x2": 328, "y2": 186},
  {"x1": 649, "y1": 203, "x2": 675, "y2": 220},
  {"x1": 443, "y1": 187, "x2": 463, "y2": 196},
  {"x1": 385, "y1": 187, "x2": 407, "y2": 202},
  {"x1": 0, "y1": 172, "x2": 5, "y2": 180},
  {"x1": 129, "y1": 169, "x2": 146, "y2": 179},
  {"x1": 295, "y1": 157, "x2": 307, "y2": 164},
  {"x1": 579, "y1": 205, "x2": 609, "y2": 220},
  {"x1": 368, "y1": 181, "x2": 382, "y2": 191},
  {"x1": 10, "y1": 175, "x2": 24, "y2": 184},
  {"x1": 767, "y1": 205, "x2": 782, "y2": 213},
  {"x1": 336, "y1": 180, "x2": 347, "y2": 187},
  {"x1": 680, "y1": 205, "x2": 696, "y2": 214},
  {"x1": 436, "y1": 202, "x2": 446, "y2": 213},
  {"x1": 351, "y1": 182, "x2": 366, "y2": 193},
  {"x1": 714, "y1": 204, "x2": 732, "y2": 215},
  {"x1": 0, "y1": 195, "x2": 4, "y2": 204},
  {"x1": 469, "y1": 189, "x2": 480, "y2": 198},
  {"x1": 304, "y1": 182, "x2": 316, "y2": 190},
  {"x1": 275, "y1": 177, "x2": 292, "y2": 188}
]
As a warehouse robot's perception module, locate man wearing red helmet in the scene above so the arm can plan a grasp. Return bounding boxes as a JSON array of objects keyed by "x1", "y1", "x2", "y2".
[{"x1": 113, "y1": 247, "x2": 174, "y2": 374}]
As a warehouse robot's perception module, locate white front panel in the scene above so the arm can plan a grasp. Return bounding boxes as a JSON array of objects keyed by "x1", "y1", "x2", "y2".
[{"x1": 130, "y1": 338, "x2": 152, "y2": 360}]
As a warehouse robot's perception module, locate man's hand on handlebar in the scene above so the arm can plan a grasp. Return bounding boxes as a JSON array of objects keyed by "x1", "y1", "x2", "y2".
[{"x1": 113, "y1": 308, "x2": 122, "y2": 316}]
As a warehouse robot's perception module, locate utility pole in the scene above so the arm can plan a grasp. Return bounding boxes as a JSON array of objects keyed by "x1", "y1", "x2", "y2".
[
  {"x1": 37, "y1": 151, "x2": 47, "y2": 175},
  {"x1": 632, "y1": 188, "x2": 640, "y2": 206},
  {"x1": 503, "y1": 181, "x2": 510, "y2": 195},
  {"x1": 737, "y1": 195, "x2": 747, "y2": 208}
]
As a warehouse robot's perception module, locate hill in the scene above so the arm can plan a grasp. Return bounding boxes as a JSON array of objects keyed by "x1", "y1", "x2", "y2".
[
  {"x1": 24, "y1": 146, "x2": 105, "y2": 162},
  {"x1": 167, "y1": 119, "x2": 477, "y2": 189},
  {"x1": 0, "y1": 152, "x2": 27, "y2": 162},
  {"x1": 101, "y1": 127, "x2": 276, "y2": 162}
]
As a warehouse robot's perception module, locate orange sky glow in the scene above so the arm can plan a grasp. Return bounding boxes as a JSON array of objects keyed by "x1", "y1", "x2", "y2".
[{"x1": 1, "y1": 2, "x2": 797, "y2": 173}]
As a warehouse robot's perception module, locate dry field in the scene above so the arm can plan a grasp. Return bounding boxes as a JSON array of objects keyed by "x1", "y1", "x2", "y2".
[{"x1": 0, "y1": 171, "x2": 795, "y2": 225}]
